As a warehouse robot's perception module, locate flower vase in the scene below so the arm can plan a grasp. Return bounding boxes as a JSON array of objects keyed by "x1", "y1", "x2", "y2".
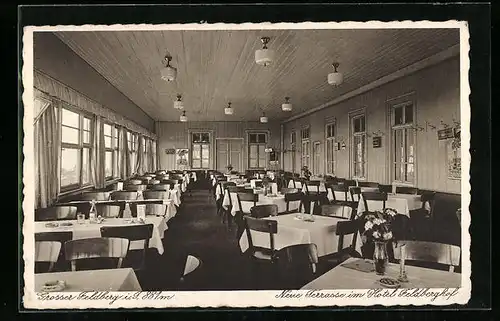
[{"x1": 373, "y1": 241, "x2": 389, "y2": 275}]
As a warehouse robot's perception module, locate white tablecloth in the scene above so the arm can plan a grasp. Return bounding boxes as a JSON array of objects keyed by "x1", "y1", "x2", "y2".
[
  {"x1": 35, "y1": 217, "x2": 168, "y2": 255},
  {"x1": 239, "y1": 213, "x2": 353, "y2": 257},
  {"x1": 35, "y1": 268, "x2": 142, "y2": 292},
  {"x1": 357, "y1": 193, "x2": 422, "y2": 217},
  {"x1": 222, "y1": 186, "x2": 279, "y2": 215},
  {"x1": 301, "y1": 257, "x2": 461, "y2": 289}
]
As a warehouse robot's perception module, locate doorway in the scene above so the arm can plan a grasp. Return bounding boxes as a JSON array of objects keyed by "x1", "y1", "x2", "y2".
[{"x1": 216, "y1": 138, "x2": 244, "y2": 172}]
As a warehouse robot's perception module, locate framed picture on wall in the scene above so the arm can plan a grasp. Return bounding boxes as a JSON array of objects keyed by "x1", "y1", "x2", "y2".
[{"x1": 176, "y1": 148, "x2": 189, "y2": 170}]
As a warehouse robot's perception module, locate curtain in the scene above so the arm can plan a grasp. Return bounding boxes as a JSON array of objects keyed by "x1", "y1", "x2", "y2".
[
  {"x1": 135, "y1": 135, "x2": 144, "y2": 175},
  {"x1": 148, "y1": 139, "x2": 154, "y2": 172},
  {"x1": 152, "y1": 139, "x2": 158, "y2": 171},
  {"x1": 90, "y1": 115, "x2": 105, "y2": 189},
  {"x1": 34, "y1": 100, "x2": 61, "y2": 208},
  {"x1": 121, "y1": 128, "x2": 130, "y2": 179}
]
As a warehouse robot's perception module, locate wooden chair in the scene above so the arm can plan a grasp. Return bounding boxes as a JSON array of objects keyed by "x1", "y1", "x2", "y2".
[
  {"x1": 110, "y1": 191, "x2": 139, "y2": 201},
  {"x1": 284, "y1": 192, "x2": 303, "y2": 213},
  {"x1": 378, "y1": 184, "x2": 393, "y2": 194},
  {"x1": 335, "y1": 220, "x2": 362, "y2": 258},
  {"x1": 125, "y1": 184, "x2": 147, "y2": 192},
  {"x1": 320, "y1": 204, "x2": 353, "y2": 220},
  {"x1": 331, "y1": 184, "x2": 350, "y2": 203},
  {"x1": 64, "y1": 237, "x2": 130, "y2": 271},
  {"x1": 134, "y1": 201, "x2": 168, "y2": 217},
  {"x1": 161, "y1": 179, "x2": 178, "y2": 186},
  {"x1": 127, "y1": 179, "x2": 143, "y2": 185},
  {"x1": 35, "y1": 206, "x2": 78, "y2": 221},
  {"x1": 361, "y1": 191, "x2": 387, "y2": 213},
  {"x1": 281, "y1": 187, "x2": 298, "y2": 194},
  {"x1": 35, "y1": 231, "x2": 73, "y2": 271},
  {"x1": 35, "y1": 241, "x2": 62, "y2": 273},
  {"x1": 149, "y1": 179, "x2": 161, "y2": 185},
  {"x1": 396, "y1": 186, "x2": 418, "y2": 195},
  {"x1": 342, "y1": 179, "x2": 357, "y2": 187},
  {"x1": 243, "y1": 215, "x2": 278, "y2": 261},
  {"x1": 149, "y1": 183, "x2": 173, "y2": 191},
  {"x1": 237, "y1": 193, "x2": 258, "y2": 215},
  {"x1": 143, "y1": 190, "x2": 169, "y2": 201},
  {"x1": 80, "y1": 192, "x2": 110, "y2": 201},
  {"x1": 393, "y1": 240, "x2": 461, "y2": 272},
  {"x1": 95, "y1": 204, "x2": 121, "y2": 218},
  {"x1": 100, "y1": 224, "x2": 154, "y2": 271},
  {"x1": 251, "y1": 204, "x2": 279, "y2": 218},
  {"x1": 304, "y1": 180, "x2": 321, "y2": 194},
  {"x1": 358, "y1": 181, "x2": 379, "y2": 188},
  {"x1": 274, "y1": 244, "x2": 319, "y2": 289},
  {"x1": 349, "y1": 186, "x2": 362, "y2": 203}
]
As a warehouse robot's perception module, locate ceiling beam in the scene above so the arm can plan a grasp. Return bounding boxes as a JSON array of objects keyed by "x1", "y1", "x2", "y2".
[{"x1": 281, "y1": 43, "x2": 460, "y2": 124}]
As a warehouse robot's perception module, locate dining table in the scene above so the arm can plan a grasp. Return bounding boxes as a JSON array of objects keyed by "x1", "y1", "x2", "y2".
[
  {"x1": 221, "y1": 186, "x2": 280, "y2": 215},
  {"x1": 357, "y1": 193, "x2": 423, "y2": 217},
  {"x1": 301, "y1": 257, "x2": 461, "y2": 289},
  {"x1": 35, "y1": 268, "x2": 142, "y2": 292},
  {"x1": 35, "y1": 216, "x2": 168, "y2": 254},
  {"x1": 239, "y1": 213, "x2": 361, "y2": 257}
]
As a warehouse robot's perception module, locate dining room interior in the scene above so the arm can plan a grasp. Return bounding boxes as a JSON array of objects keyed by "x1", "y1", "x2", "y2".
[{"x1": 31, "y1": 26, "x2": 464, "y2": 293}]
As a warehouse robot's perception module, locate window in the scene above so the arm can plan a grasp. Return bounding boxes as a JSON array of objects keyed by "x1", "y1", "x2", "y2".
[
  {"x1": 300, "y1": 127, "x2": 310, "y2": 168},
  {"x1": 290, "y1": 131, "x2": 296, "y2": 172},
  {"x1": 248, "y1": 132, "x2": 268, "y2": 168},
  {"x1": 191, "y1": 132, "x2": 210, "y2": 169},
  {"x1": 127, "y1": 131, "x2": 138, "y2": 174},
  {"x1": 60, "y1": 108, "x2": 92, "y2": 189},
  {"x1": 152, "y1": 140, "x2": 157, "y2": 170},
  {"x1": 104, "y1": 123, "x2": 119, "y2": 179},
  {"x1": 391, "y1": 102, "x2": 415, "y2": 183},
  {"x1": 325, "y1": 122, "x2": 336, "y2": 175},
  {"x1": 351, "y1": 114, "x2": 366, "y2": 178}
]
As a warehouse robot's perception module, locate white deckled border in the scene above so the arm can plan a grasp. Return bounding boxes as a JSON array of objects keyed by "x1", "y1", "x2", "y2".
[{"x1": 22, "y1": 20, "x2": 471, "y2": 309}]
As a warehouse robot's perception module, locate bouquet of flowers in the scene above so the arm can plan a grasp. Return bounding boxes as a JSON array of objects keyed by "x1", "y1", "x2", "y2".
[
  {"x1": 360, "y1": 208, "x2": 398, "y2": 243},
  {"x1": 301, "y1": 166, "x2": 312, "y2": 180}
]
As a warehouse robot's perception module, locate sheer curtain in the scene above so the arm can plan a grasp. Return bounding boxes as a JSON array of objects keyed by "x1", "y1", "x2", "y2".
[
  {"x1": 90, "y1": 115, "x2": 105, "y2": 189},
  {"x1": 135, "y1": 135, "x2": 144, "y2": 175},
  {"x1": 121, "y1": 128, "x2": 130, "y2": 179},
  {"x1": 34, "y1": 99, "x2": 61, "y2": 208}
]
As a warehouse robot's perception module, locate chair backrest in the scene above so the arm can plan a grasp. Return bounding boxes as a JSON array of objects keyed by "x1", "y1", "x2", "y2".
[
  {"x1": 134, "y1": 202, "x2": 168, "y2": 216},
  {"x1": 391, "y1": 214, "x2": 411, "y2": 240},
  {"x1": 358, "y1": 181, "x2": 379, "y2": 188},
  {"x1": 149, "y1": 179, "x2": 161, "y2": 185},
  {"x1": 393, "y1": 240, "x2": 461, "y2": 272},
  {"x1": 254, "y1": 180, "x2": 264, "y2": 188},
  {"x1": 251, "y1": 204, "x2": 279, "y2": 218},
  {"x1": 35, "y1": 206, "x2": 78, "y2": 221},
  {"x1": 237, "y1": 192, "x2": 258, "y2": 214},
  {"x1": 331, "y1": 184, "x2": 349, "y2": 201},
  {"x1": 125, "y1": 184, "x2": 147, "y2": 192},
  {"x1": 35, "y1": 231, "x2": 73, "y2": 243},
  {"x1": 150, "y1": 183, "x2": 172, "y2": 191},
  {"x1": 64, "y1": 237, "x2": 130, "y2": 271},
  {"x1": 95, "y1": 204, "x2": 121, "y2": 218},
  {"x1": 161, "y1": 179, "x2": 178, "y2": 185},
  {"x1": 80, "y1": 192, "x2": 110, "y2": 201},
  {"x1": 395, "y1": 186, "x2": 418, "y2": 195},
  {"x1": 304, "y1": 180, "x2": 321, "y2": 194},
  {"x1": 362, "y1": 191, "x2": 387, "y2": 212},
  {"x1": 35, "y1": 241, "x2": 62, "y2": 272},
  {"x1": 142, "y1": 190, "x2": 169, "y2": 200},
  {"x1": 350, "y1": 187, "x2": 362, "y2": 202},
  {"x1": 335, "y1": 220, "x2": 359, "y2": 253},
  {"x1": 128, "y1": 179, "x2": 143, "y2": 185},
  {"x1": 284, "y1": 192, "x2": 303, "y2": 213},
  {"x1": 110, "y1": 191, "x2": 138, "y2": 200},
  {"x1": 320, "y1": 204, "x2": 353, "y2": 220},
  {"x1": 243, "y1": 215, "x2": 278, "y2": 257},
  {"x1": 221, "y1": 181, "x2": 236, "y2": 191},
  {"x1": 343, "y1": 179, "x2": 357, "y2": 187},
  {"x1": 100, "y1": 224, "x2": 154, "y2": 242},
  {"x1": 378, "y1": 184, "x2": 393, "y2": 194},
  {"x1": 281, "y1": 187, "x2": 298, "y2": 194},
  {"x1": 274, "y1": 244, "x2": 319, "y2": 285},
  {"x1": 227, "y1": 186, "x2": 248, "y2": 193}
]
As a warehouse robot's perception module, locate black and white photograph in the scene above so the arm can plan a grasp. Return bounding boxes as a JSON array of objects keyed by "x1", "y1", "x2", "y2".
[{"x1": 21, "y1": 20, "x2": 470, "y2": 308}]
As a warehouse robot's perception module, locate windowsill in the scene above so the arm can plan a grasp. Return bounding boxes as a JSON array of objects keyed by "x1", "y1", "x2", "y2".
[
  {"x1": 59, "y1": 184, "x2": 94, "y2": 197},
  {"x1": 105, "y1": 178, "x2": 122, "y2": 186},
  {"x1": 392, "y1": 181, "x2": 415, "y2": 187}
]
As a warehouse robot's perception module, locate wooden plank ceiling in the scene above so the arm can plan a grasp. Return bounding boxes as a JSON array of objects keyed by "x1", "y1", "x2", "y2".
[{"x1": 54, "y1": 28, "x2": 459, "y2": 122}]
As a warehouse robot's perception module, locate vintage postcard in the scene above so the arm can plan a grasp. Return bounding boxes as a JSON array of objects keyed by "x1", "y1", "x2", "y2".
[{"x1": 21, "y1": 20, "x2": 471, "y2": 308}]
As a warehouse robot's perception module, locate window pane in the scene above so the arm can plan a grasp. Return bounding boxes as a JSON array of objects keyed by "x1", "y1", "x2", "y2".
[
  {"x1": 192, "y1": 133, "x2": 201, "y2": 143},
  {"x1": 360, "y1": 116, "x2": 365, "y2": 132},
  {"x1": 249, "y1": 134, "x2": 257, "y2": 144},
  {"x1": 192, "y1": 144, "x2": 201, "y2": 160},
  {"x1": 201, "y1": 133, "x2": 210, "y2": 143},
  {"x1": 394, "y1": 130, "x2": 404, "y2": 165},
  {"x1": 111, "y1": 126, "x2": 117, "y2": 138},
  {"x1": 83, "y1": 130, "x2": 90, "y2": 144},
  {"x1": 394, "y1": 107, "x2": 403, "y2": 125},
  {"x1": 83, "y1": 117, "x2": 91, "y2": 131},
  {"x1": 192, "y1": 159, "x2": 201, "y2": 168},
  {"x1": 258, "y1": 145, "x2": 266, "y2": 167},
  {"x1": 201, "y1": 144, "x2": 209, "y2": 159},
  {"x1": 82, "y1": 147, "x2": 90, "y2": 184},
  {"x1": 103, "y1": 124, "x2": 112, "y2": 136},
  {"x1": 61, "y1": 148, "x2": 79, "y2": 187},
  {"x1": 249, "y1": 158, "x2": 258, "y2": 168},
  {"x1": 258, "y1": 134, "x2": 266, "y2": 143},
  {"x1": 104, "y1": 136, "x2": 112, "y2": 149},
  {"x1": 62, "y1": 109, "x2": 80, "y2": 128},
  {"x1": 113, "y1": 137, "x2": 118, "y2": 149},
  {"x1": 113, "y1": 150, "x2": 119, "y2": 177},
  {"x1": 62, "y1": 126, "x2": 79, "y2": 144},
  {"x1": 201, "y1": 159, "x2": 209, "y2": 169},
  {"x1": 105, "y1": 151, "x2": 113, "y2": 177},
  {"x1": 405, "y1": 104, "x2": 413, "y2": 124}
]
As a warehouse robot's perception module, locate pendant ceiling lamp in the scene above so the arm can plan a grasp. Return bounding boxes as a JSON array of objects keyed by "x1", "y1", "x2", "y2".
[
  {"x1": 173, "y1": 94, "x2": 184, "y2": 110},
  {"x1": 255, "y1": 37, "x2": 275, "y2": 67},
  {"x1": 281, "y1": 97, "x2": 292, "y2": 112},
  {"x1": 224, "y1": 102, "x2": 234, "y2": 115},
  {"x1": 260, "y1": 112, "x2": 268, "y2": 123},
  {"x1": 161, "y1": 55, "x2": 177, "y2": 82},
  {"x1": 327, "y1": 62, "x2": 344, "y2": 86},
  {"x1": 179, "y1": 111, "x2": 187, "y2": 122}
]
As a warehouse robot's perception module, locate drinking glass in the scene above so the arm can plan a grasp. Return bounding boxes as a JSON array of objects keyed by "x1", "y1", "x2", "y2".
[{"x1": 77, "y1": 213, "x2": 86, "y2": 224}]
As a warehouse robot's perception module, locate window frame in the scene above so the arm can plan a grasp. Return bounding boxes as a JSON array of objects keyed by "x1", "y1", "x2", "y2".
[
  {"x1": 349, "y1": 110, "x2": 367, "y2": 180},
  {"x1": 300, "y1": 127, "x2": 311, "y2": 169},
  {"x1": 59, "y1": 105, "x2": 93, "y2": 192},
  {"x1": 190, "y1": 131, "x2": 212, "y2": 169},
  {"x1": 290, "y1": 131, "x2": 297, "y2": 173},
  {"x1": 247, "y1": 131, "x2": 269, "y2": 169},
  {"x1": 325, "y1": 120, "x2": 336, "y2": 176},
  {"x1": 390, "y1": 100, "x2": 417, "y2": 185}
]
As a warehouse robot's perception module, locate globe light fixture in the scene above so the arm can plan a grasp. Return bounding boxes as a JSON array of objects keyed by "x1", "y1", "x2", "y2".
[
  {"x1": 282, "y1": 97, "x2": 292, "y2": 112},
  {"x1": 173, "y1": 94, "x2": 184, "y2": 110},
  {"x1": 260, "y1": 112, "x2": 268, "y2": 123},
  {"x1": 161, "y1": 55, "x2": 177, "y2": 82},
  {"x1": 327, "y1": 62, "x2": 344, "y2": 86},
  {"x1": 255, "y1": 37, "x2": 275, "y2": 67},
  {"x1": 224, "y1": 102, "x2": 234, "y2": 115},
  {"x1": 179, "y1": 110, "x2": 187, "y2": 122}
]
